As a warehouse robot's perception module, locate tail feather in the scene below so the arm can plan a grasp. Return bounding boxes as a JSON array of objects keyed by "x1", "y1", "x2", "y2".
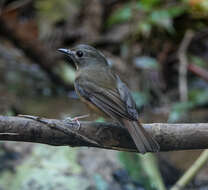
[{"x1": 122, "y1": 119, "x2": 160, "y2": 154}]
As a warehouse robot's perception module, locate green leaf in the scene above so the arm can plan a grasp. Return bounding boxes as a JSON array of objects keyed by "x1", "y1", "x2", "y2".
[
  {"x1": 137, "y1": 21, "x2": 152, "y2": 36},
  {"x1": 107, "y1": 5, "x2": 132, "y2": 26},
  {"x1": 190, "y1": 55, "x2": 207, "y2": 68},
  {"x1": 149, "y1": 10, "x2": 174, "y2": 32},
  {"x1": 189, "y1": 89, "x2": 208, "y2": 106},
  {"x1": 140, "y1": 0, "x2": 161, "y2": 9},
  {"x1": 166, "y1": 6, "x2": 186, "y2": 17}
]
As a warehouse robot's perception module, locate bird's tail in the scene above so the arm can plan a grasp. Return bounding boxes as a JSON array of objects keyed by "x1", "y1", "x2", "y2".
[{"x1": 122, "y1": 119, "x2": 160, "y2": 154}]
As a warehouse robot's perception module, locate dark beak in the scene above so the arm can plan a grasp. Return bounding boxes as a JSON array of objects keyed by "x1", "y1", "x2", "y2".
[
  {"x1": 57, "y1": 48, "x2": 73, "y2": 56},
  {"x1": 58, "y1": 48, "x2": 76, "y2": 66}
]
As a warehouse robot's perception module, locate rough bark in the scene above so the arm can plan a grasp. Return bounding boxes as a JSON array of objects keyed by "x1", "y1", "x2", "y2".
[{"x1": 0, "y1": 116, "x2": 207, "y2": 153}]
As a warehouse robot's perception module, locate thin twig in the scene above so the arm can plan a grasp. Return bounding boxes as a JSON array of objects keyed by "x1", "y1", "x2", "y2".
[
  {"x1": 188, "y1": 63, "x2": 208, "y2": 82},
  {"x1": 1, "y1": 0, "x2": 32, "y2": 14},
  {"x1": 170, "y1": 150, "x2": 208, "y2": 190},
  {"x1": 178, "y1": 30, "x2": 194, "y2": 102}
]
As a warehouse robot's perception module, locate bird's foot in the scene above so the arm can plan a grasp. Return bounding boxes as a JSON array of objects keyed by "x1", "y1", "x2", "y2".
[{"x1": 64, "y1": 114, "x2": 89, "y2": 130}]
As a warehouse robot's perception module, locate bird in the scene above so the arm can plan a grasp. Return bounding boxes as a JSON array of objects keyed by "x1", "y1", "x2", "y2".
[{"x1": 58, "y1": 44, "x2": 160, "y2": 154}]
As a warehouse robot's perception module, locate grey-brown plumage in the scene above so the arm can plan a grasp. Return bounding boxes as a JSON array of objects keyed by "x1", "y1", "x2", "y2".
[{"x1": 58, "y1": 44, "x2": 160, "y2": 154}]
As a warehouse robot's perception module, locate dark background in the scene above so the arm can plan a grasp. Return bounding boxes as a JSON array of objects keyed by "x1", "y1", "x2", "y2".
[{"x1": 0, "y1": 0, "x2": 208, "y2": 189}]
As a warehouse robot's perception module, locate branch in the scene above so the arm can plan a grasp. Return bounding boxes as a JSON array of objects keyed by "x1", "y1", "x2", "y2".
[
  {"x1": 171, "y1": 150, "x2": 208, "y2": 190},
  {"x1": 0, "y1": 116, "x2": 207, "y2": 153},
  {"x1": 178, "y1": 30, "x2": 194, "y2": 102},
  {"x1": 188, "y1": 63, "x2": 208, "y2": 82}
]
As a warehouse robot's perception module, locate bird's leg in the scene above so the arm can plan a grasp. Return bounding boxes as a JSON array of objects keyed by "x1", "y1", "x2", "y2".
[
  {"x1": 64, "y1": 114, "x2": 89, "y2": 130},
  {"x1": 18, "y1": 114, "x2": 100, "y2": 146}
]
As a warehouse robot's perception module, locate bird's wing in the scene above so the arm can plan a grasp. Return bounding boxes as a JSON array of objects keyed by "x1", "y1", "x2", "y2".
[
  {"x1": 116, "y1": 76, "x2": 139, "y2": 120},
  {"x1": 74, "y1": 78, "x2": 138, "y2": 121}
]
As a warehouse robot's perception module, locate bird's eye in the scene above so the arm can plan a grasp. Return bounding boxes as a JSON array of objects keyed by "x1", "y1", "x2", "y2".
[{"x1": 76, "y1": 50, "x2": 83, "y2": 57}]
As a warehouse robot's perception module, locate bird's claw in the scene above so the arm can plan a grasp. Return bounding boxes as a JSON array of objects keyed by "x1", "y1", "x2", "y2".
[{"x1": 64, "y1": 114, "x2": 89, "y2": 130}]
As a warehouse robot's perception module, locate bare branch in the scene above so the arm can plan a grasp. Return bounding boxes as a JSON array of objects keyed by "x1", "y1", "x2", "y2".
[
  {"x1": 178, "y1": 30, "x2": 194, "y2": 102},
  {"x1": 171, "y1": 150, "x2": 208, "y2": 190},
  {"x1": 188, "y1": 63, "x2": 208, "y2": 82},
  {"x1": 0, "y1": 116, "x2": 207, "y2": 153}
]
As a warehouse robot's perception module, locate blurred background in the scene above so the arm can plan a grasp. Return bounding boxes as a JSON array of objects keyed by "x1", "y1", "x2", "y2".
[{"x1": 0, "y1": 0, "x2": 208, "y2": 189}]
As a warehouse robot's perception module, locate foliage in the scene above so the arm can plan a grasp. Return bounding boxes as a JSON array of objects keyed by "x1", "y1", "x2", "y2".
[
  {"x1": 168, "y1": 54, "x2": 208, "y2": 122},
  {"x1": 169, "y1": 88, "x2": 208, "y2": 122},
  {"x1": 187, "y1": 0, "x2": 208, "y2": 17},
  {"x1": 35, "y1": 0, "x2": 77, "y2": 23},
  {"x1": 190, "y1": 55, "x2": 207, "y2": 68},
  {"x1": 107, "y1": 0, "x2": 186, "y2": 36},
  {"x1": 119, "y1": 152, "x2": 166, "y2": 190}
]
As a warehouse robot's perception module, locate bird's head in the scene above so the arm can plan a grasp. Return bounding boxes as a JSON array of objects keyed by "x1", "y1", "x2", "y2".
[{"x1": 58, "y1": 44, "x2": 108, "y2": 70}]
